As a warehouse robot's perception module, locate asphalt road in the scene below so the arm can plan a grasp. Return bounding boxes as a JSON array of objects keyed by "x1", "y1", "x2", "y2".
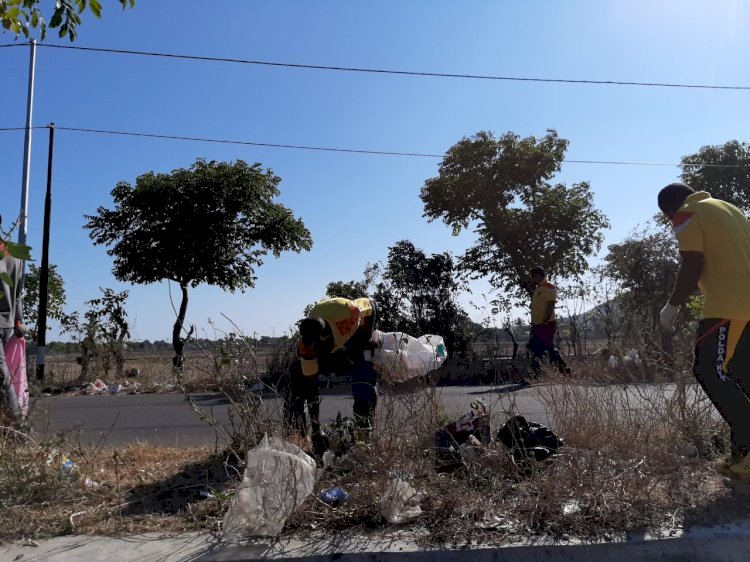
[{"x1": 31, "y1": 384, "x2": 550, "y2": 447}]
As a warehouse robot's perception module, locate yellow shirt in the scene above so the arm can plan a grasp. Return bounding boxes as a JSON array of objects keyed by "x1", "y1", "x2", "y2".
[
  {"x1": 530, "y1": 280, "x2": 556, "y2": 325},
  {"x1": 300, "y1": 297, "x2": 374, "y2": 376},
  {"x1": 673, "y1": 192, "x2": 750, "y2": 319}
]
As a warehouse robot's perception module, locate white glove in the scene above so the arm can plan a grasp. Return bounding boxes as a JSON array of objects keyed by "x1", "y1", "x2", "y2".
[{"x1": 660, "y1": 303, "x2": 680, "y2": 331}]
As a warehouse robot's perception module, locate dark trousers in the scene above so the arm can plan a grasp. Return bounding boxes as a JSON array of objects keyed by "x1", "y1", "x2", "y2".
[
  {"x1": 286, "y1": 358, "x2": 321, "y2": 437},
  {"x1": 694, "y1": 319, "x2": 750, "y2": 460},
  {"x1": 351, "y1": 360, "x2": 378, "y2": 429},
  {"x1": 529, "y1": 322, "x2": 567, "y2": 375}
]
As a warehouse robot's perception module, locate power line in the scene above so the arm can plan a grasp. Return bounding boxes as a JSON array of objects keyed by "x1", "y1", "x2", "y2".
[
  {"x1": 1, "y1": 42, "x2": 747, "y2": 92},
  {"x1": 1, "y1": 123, "x2": 746, "y2": 167}
]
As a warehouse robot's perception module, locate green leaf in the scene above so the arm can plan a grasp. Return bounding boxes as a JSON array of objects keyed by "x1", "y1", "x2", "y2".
[
  {"x1": 4, "y1": 241, "x2": 33, "y2": 261},
  {"x1": 49, "y1": 8, "x2": 63, "y2": 28},
  {"x1": 0, "y1": 272, "x2": 13, "y2": 287},
  {"x1": 89, "y1": 0, "x2": 101, "y2": 18}
]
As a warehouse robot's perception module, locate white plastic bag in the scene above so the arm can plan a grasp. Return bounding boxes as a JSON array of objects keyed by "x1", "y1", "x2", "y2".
[
  {"x1": 380, "y1": 478, "x2": 424, "y2": 524},
  {"x1": 222, "y1": 435, "x2": 317, "y2": 538},
  {"x1": 370, "y1": 331, "x2": 448, "y2": 383}
]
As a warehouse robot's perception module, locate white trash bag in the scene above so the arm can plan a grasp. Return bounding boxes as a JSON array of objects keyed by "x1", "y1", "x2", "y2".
[
  {"x1": 370, "y1": 331, "x2": 448, "y2": 383},
  {"x1": 223, "y1": 435, "x2": 317, "y2": 538},
  {"x1": 380, "y1": 478, "x2": 424, "y2": 524}
]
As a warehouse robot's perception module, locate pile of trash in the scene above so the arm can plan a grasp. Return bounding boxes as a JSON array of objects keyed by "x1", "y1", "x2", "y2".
[
  {"x1": 81, "y1": 379, "x2": 143, "y2": 395},
  {"x1": 433, "y1": 400, "x2": 564, "y2": 471}
]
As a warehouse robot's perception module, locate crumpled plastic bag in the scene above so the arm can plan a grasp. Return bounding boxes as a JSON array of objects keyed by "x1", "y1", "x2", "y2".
[
  {"x1": 380, "y1": 478, "x2": 423, "y2": 524},
  {"x1": 370, "y1": 331, "x2": 448, "y2": 383},
  {"x1": 222, "y1": 435, "x2": 317, "y2": 538}
]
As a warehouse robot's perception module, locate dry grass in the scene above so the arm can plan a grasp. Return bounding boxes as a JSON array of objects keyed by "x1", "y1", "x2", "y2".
[{"x1": 2, "y1": 352, "x2": 746, "y2": 547}]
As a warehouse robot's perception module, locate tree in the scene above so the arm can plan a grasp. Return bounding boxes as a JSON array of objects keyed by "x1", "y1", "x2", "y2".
[
  {"x1": 85, "y1": 158, "x2": 313, "y2": 369},
  {"x1": 681, "y1": 140, "x2": 750, "y2": 213},
  {"x1": 63, "y1": 287, "x2": 129, "y2": 380},
  {"x1": 1, "y1": 0, "x2": 134, "y2": 41},
  {"x1": 23, "y1": 263, "x2": 76, "y2": 338},
  {"x1": 602, "y1": 224, "x2": 679, "y2": 346},
  {"x1": 420, "y1": 130, "x2": 610, "y2": 305},
  {"x1": 372, "y1": 240, "x2": 474, "y2": 355}
]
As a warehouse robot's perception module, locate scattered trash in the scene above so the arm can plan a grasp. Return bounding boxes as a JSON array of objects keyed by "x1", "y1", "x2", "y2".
[
  {"x1": 434, "y1": 400, "x2": 491, "y2": 470},
  {"x1": 370, "y1": 331, "x2": 448, "y2": 383},
  {"x1": 562, "y1": 500, "x2": 581, "y2": 516},
  {"x1": 322, "y1": 450, "x2": 335, "y2": 469},
  {"x1": 607, "y1": 349, "x2": 642, "y2": 368},
  {"x1": 20, "y1": 538, "x2": 38, "y2": 547},
  {"x1": 319, "y1": 486, "x2": 349, "y2": 507},
  {"x1": 82, "y1": 379, "x2": 108, "y2": 395},
  {"x1": 83, "y1": 478, "x2": 101, "y2": 490},
  {"x1": 222, "y1": 435, "x2": 317, "y2": 538},
  {"x1": 497, "y1": 415, "x2": 563, "y2": 463},
  {"x1": 380, "y1": 478, "x2": 423, "y2": 524},
  {"x1": 47, "y1": 449, "x2": 79, "y2": 481},
  {"x1": 107, "y1": 384, "x2": 122, "y2": 395}
]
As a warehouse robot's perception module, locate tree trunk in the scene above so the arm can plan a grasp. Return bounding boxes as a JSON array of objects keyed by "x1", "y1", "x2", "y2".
[{"x1": 172, "y1": 283, "x2": 189, "y2": 371}]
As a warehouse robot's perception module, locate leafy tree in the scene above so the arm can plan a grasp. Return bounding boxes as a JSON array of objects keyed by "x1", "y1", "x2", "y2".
[
  {"x1": 680, "y1": 140, "x2": 750, "y2": 212},
  {"x1": 85, "y1": 158, "x2": 313, "y2": 369},
  {"x1": 1, "y1": 0, "x2": 134, "y2": 41},
  {"x1": 23, "y1": 263, "x2": 76, "y2": 338},
  {"x1": 420, "y1": 130, "x2": 610, "y2": 306},
  {"x1": 372, "y1": 240, "x2": 473, "y2": 355},
  {"x1": 602, "y1": 224, "x2": 679, "y2": 345},
  {"x1": 63, "y1": 287, "x2": 129, "y2": 380}
]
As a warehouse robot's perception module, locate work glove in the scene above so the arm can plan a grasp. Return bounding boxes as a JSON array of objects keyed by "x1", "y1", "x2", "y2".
[{"x1": 660, "y1": 303, "x2": 680, "y2": 332}]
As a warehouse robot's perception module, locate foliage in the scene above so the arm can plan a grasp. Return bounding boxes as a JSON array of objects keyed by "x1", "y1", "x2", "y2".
[
  {"x1": 372, "y1": 240, "x2": 474, "y2": 355},
  {"x1": 603, "y1": 224, "x2": 679, "y2": 341},
  {"x1": 420, "y1": 130, "x2": 609, "y2": 305},
  {"x1": 63, "y1": 287, "x2": 129, "y2": 381},
  {"x1": 85, "y1": 158, "x2": 312, "y2": 368},
  {"x1": 681, "y1": 140, "x2": 750, "y2": 213},
  {"x1": 1, "y1": 0, "x2": 135, "y2": 41},
  {"x1": 0, "y1": 218, "x2": 32, "y2": 303},
  {"x1": 23, "y1": 263, "x2": 76, "y2": 338}
]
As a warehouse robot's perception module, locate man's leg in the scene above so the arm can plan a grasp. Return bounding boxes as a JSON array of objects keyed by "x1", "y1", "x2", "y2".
[
  {"x1": 0, "y1": 328, "x2": 22, "y2": 424},
  {"x1": 352, "y1": 361, "x2": 377, "y2": 431},
  {"x1": 528, "y1": 326, "x2": 544, "y2": 377},
  {"x1": 693, "y1": 319, "x2": 750, "y2": 462},
  {"x1": 286, "y1": 359, "x2": 308, "y2": 436}
]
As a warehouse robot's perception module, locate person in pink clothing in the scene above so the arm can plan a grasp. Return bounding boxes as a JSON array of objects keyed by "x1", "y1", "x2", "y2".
[{"x1": 0, "y1": 214, "x2": 25, "y2": 425}]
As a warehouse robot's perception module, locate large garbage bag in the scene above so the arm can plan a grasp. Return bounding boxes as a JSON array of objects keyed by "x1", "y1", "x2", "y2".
[
  {"x1": 497, "y1": 415, "x2": 563, "y2": 462},
  {"x1": 380, "y1": 478, "x2": 424, "y2": 524},
  {"x1": 223, "y1": 435, "x2": 317, "y2": 538},
  {"x1": 370, "y1": 331, "x2": 447, "y2": 383}
]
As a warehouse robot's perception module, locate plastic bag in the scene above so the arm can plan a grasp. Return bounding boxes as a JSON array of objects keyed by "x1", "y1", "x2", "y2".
[
  {"x1": 370, "y1": 331, "x2": 448, "y2": 383},
  {"x1": 380, "y1": 478, "x2": 423, "y2": 524},
  {"x1": 222, "y1": 435, "x2": 317, "y2": 538},
  {"x1": 4, "y1": 335, "x2": 28, "y2": 417}
]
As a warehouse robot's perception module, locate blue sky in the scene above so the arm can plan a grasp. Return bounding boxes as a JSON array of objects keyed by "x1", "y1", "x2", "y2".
[{"x1": 1, "y1": 1, "x2": 750, "y2": 342}]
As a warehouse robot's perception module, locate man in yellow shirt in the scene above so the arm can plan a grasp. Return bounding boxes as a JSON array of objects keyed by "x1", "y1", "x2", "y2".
[
  {"x1": 287, "y1": 297, "x2": 378, "y2": 441},
  {"x1": 658, "y1": 183, "x2": 750, "y2": 476},
  {"x1": 528, "y1": 266, "x2": 569, "y2": 376}
]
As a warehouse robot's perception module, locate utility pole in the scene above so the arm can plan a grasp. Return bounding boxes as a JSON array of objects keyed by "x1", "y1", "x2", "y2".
[
  {"x1": 18, "y1": 39, "x2": 37, "y2": 246},
  {"x1": 36, "y1": 123, "x2": 55, "y2": 381}
]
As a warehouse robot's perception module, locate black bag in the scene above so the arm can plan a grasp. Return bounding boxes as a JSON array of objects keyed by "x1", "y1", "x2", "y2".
[{"x1": 497, "y1": 415, "x2": 563, "y2": 462}]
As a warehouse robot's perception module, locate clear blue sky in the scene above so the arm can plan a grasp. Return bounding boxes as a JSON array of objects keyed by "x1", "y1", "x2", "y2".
[{"x1": 2, "y1": 1, "x2": 749, "y2": 342}]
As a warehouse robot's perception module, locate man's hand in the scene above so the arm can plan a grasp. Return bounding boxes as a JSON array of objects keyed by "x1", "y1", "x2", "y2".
[
  {"x1": 660, "y1": 304, "x2": 680, "y2": 332},
  {"x1": 13, "y1": 321, "x2": 25, "y2": 339}
]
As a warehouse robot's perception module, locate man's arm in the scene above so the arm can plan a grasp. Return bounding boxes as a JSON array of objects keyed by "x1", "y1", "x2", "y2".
[
  {"x1": 14, "y1": 259, "x2": 24, "y2": 327},
  {"x1": 669, "y1": 251, "x2": 704, "y2": 305}
]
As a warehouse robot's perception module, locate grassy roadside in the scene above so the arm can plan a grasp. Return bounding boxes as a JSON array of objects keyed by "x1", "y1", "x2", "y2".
[{"x1": 2, "y1": 360, "x2": 748, "y2": 547}]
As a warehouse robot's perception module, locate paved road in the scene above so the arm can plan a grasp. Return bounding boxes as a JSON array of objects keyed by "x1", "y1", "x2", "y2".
[{"x1": 31, "y1": 384, "x2": 550, "y2": 447}]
